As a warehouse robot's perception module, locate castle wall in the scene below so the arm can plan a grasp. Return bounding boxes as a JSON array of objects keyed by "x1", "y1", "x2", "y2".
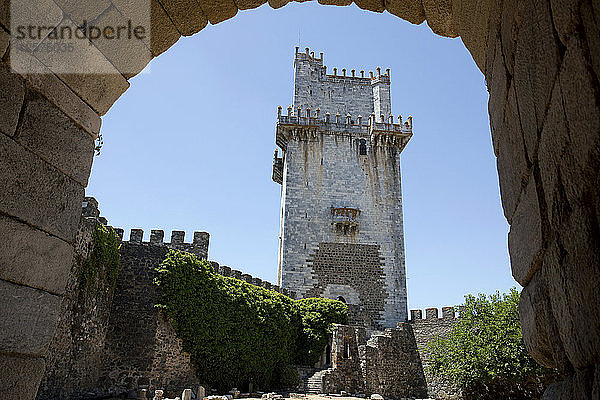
[
  {"x1": 314, "y1": 308, "x2": 460, "y2": 399},
  {"x1": 99, "y1": 229, "x2": 290, "y2": 396},
  {"x1": 278, "y1": 130, "x2": 407, "y2": 329},
  {"x1": 36, "y1": 213, "x2": 117, "y2": 400},
  {"x1": 38, "y1": 196, "x2": 296, "y2": 399},
  {"x1": 98, "y1": 236, "x2": 201, "y2": 397},
  {"x1": 320, "y1": 323, "x2": 428, "y2": 399},
  {"x1": 410, "y1": 307, "x2": 462, "y2": 400},
  {"x1": 362, "y1": 324, "x2": 428, "y2": 398}
]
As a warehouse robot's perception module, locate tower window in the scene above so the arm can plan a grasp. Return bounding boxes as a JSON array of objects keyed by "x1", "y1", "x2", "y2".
[
  {"x1": 343, "y1": 338, "x2": 351, "y2": 359},
  {"x1": 359, "y1": 139, "x2": 367, "y2": 155}
]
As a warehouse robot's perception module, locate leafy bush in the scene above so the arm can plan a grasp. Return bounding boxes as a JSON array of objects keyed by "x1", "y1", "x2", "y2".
[
  {"x1": 427, "y1": 288, "x2": 559, "y2": 399},
  {"x1": 294, "y1": 298, "x2": 348, "y2": 365},
  {"x1": 154, "y1": 250, "x2": 347, "y2": 391}
]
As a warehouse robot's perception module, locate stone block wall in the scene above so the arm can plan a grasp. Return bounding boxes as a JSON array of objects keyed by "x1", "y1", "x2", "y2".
[
  {"x1": 314, "y1": 308, "x2": 461, "y2": 399},
  {"x1": 292, "y1": 47, "x2": 391, "y2": 120},
  {"x1": 277, "y1": 50, "x2": 411, "y2": 331},
  {"x1": 410, "y1": 307, "x2": 461, "y2": 399},
  {"x1": 362, "y1": 324, "x2": 428, "y2": 399},
  {"x1": 98, "y1": 227, "x2": 295, "y2": 396},
  {"x1": 304, "y1": 243, "x2": 388, "y2": 329},
  {"x1": 319, "y1": 323, "x2": 428, "y2": 399},
  {"x1": 37, "y1": 198, "x2": 290, "y2": 398},
  {"x1": 277, "y1": 125, "x2": 408, "y2": 330},
  {"x1": 97, "y1": 234, "x2": 200, "y2": 397},
  {"x1": 36, "y1": 211, "x2": 118, "y2": 400},
  {"x1": 322, "y1": 325, "x2": 366, "y2": 395}
]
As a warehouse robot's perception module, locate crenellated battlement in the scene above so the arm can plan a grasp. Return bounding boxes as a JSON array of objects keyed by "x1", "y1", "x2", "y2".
[
  {"x1": 112, "y1": 227, "x2": 294, "y2": 297},
  {"x1": 114, "y1": 228, "x2": 209, "y2": 246},
  {"x1": 293, "y1": 47, "x2": 393, "y2": 120},
  {"x1": 274, "y1": 106, "x2": 412, "y2": 153},
  {"x1": 294, "y1": 46, "x2": 391, "y2": 84},
  {"x1": 409, "y1": 307, "x2": 457, "y2": 321}
]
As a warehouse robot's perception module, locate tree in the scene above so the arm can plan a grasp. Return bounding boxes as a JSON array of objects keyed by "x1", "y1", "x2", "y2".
[{"x1": 427, "y1": 288, "x2": 558, "y2": 399}]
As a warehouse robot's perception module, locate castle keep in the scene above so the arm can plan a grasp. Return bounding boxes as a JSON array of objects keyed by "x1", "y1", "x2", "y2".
[{"x1": 273, "y1": 47, "x2": 413, "y2": 330}]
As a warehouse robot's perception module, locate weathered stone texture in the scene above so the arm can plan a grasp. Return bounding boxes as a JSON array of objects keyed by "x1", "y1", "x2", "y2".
[
  {"x1": 0, "y1": 66, "x2": 25, "y2": 137},
  {"x1": 88, "y1": 5, "x2": 153, "y2": 78},
  {"x1": 11, "y1": 54, "x2": 102, "y2": 137},
  {"x1": 318, "y1": 0, "x2": 352, "y2": 5},
  {"x1": 486, "y1": 40, "x2": 508, "y2": 157},
  {"x1": 580, "y1": 0, "x2": 600, "y2": 84},
  {"x1": 0, "y1": 27, "x2": 9, "y2": 57},
  {"x1": 316, "y1": 322, "x2": 439, "y2": 398},
  {"x1": 37, "y1": 200, "x2": 216, "y2": 399},
  {"x1": 494, "y1": 83, "x2": 530, "y2": 222},
  {"x1": 0, "y1": 279, "x2": 61, "y2": 356},
  {"x1": 518, "y1": 273, "x2": 557, "y2": 369},
  {"x1": 1, "y1": 0, "x2": 63, "y2": 39},
  {"x1": 305, "y1": 243, "x2": 388, "y2": 328},
  {"x1": 31, "y1": 18, "x2": 130, "y2": 116},
  {"x1": 37, "y1": 215, "x2": 119, "y2": 400},
  {"x1": 508, "y1": 173, "x2": 544, "y2": 286},
  {"x1": 268, "y1": 0, "x2": 291, "y2": 9},
  {"x1": 354, "y1": 0, "x2": 385, "y2": 13},
  {"x1": 410, "y1": 309, "x2": 461, "y2": 399},
  {"x1": 0, "y1": 214, "x2": 73, "y2": 295},
  {"x1": 98, "y1": 239, "x2": 201, "y2": 395},
  {"x1": 292, "y1": 50, "x2": 391, "y2": 118},
  {"x1": 158, "y1": 0, "x2": 208, "y2": 36},
  {"x1": 452, "y1": 0, "x2": 499, "y2": 72},
  {"x1": 0, "y1": 1, "x2": 598, "y2": 399},
  {"x1": 199, "y1": 0, "x2": 238, "y2": 24},
  {"x1": 236, "y1": 0, "x2": 268, "y2": 10},
  {"x1": 530, "y1": 24, "x2": 600, "y2": 379},
  {"x1": 0, "y1": 354, "x2": 46, "y2": 400},
  {"x1": 385, "y1": 0, "x2": 425, "y2": 25},
  {"x1": 513, "y1": 0, "x2": 561, "y2": 162},
  {"x1": 147, "y1": 0, "x2": 181, "y2": 56},
  {"x1": 549, "y1": 0, "x2": 581, "y2": 46},
  {"x1": 15, "y1": 96, "x2": 95, "y2": 186},
  {"x1": 0, "y1": 133, "x2": 84, "y2": 242},
  {"x1": 362, "y1": 324, "x2": 427, "y2": 398},
  {"x1": 422, "y1": 0, "x2": 457, "y2": 37},
  {"x1": 52, "y1": 0, "x2": 111, "y2": 26}
]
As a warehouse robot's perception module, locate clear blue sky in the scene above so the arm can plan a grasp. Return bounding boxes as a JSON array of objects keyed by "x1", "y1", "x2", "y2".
[{"x1": 87, "y1": 2, "x2": 517, "y2": 311}]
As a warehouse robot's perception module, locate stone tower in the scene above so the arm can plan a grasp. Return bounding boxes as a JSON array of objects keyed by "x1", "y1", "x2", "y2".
[{"x1": 272, "y1": 47, "x2": 413, "y2": 330}]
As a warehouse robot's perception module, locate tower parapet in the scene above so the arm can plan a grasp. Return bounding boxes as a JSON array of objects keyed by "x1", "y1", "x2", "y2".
[
  {"x1": 293, "y1": 48, "x2": 393, "y2": 119},
  {"x1": 274, "y1": 106, "x2": 412, "y2": 158}
]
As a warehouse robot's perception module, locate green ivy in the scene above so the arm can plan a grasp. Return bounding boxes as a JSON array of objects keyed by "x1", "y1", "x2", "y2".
[
  {"x1": 426, "y1": 288, "x2": 559, "y2": 399},
  {"x1": 294, "y1": 297, "x2": 348, "y2": 365},
  {"x1": 154, "y1": 250, "x2": 347, "y2": 391},
  {"x1": 79, "y1": 223, "x2": 121, "y2": 294}
]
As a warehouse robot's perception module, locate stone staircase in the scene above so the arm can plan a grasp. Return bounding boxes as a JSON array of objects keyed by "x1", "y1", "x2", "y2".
[{"x1": 305, "y1": 368, "x2": 331, "y2": 394}]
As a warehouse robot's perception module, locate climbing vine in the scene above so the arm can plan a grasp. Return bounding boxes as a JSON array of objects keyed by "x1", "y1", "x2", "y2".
[
  {"x1": 79, "y1": 223, "x2": 121, "y2": 294},
  {"x1": 154, "y1": 250, "x2": 348, "y2": 391}
]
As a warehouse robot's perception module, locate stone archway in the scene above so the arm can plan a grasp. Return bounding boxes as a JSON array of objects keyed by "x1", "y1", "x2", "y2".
[{"x1": 0, "y1": 0, "x2": 598, "y2": 398}]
